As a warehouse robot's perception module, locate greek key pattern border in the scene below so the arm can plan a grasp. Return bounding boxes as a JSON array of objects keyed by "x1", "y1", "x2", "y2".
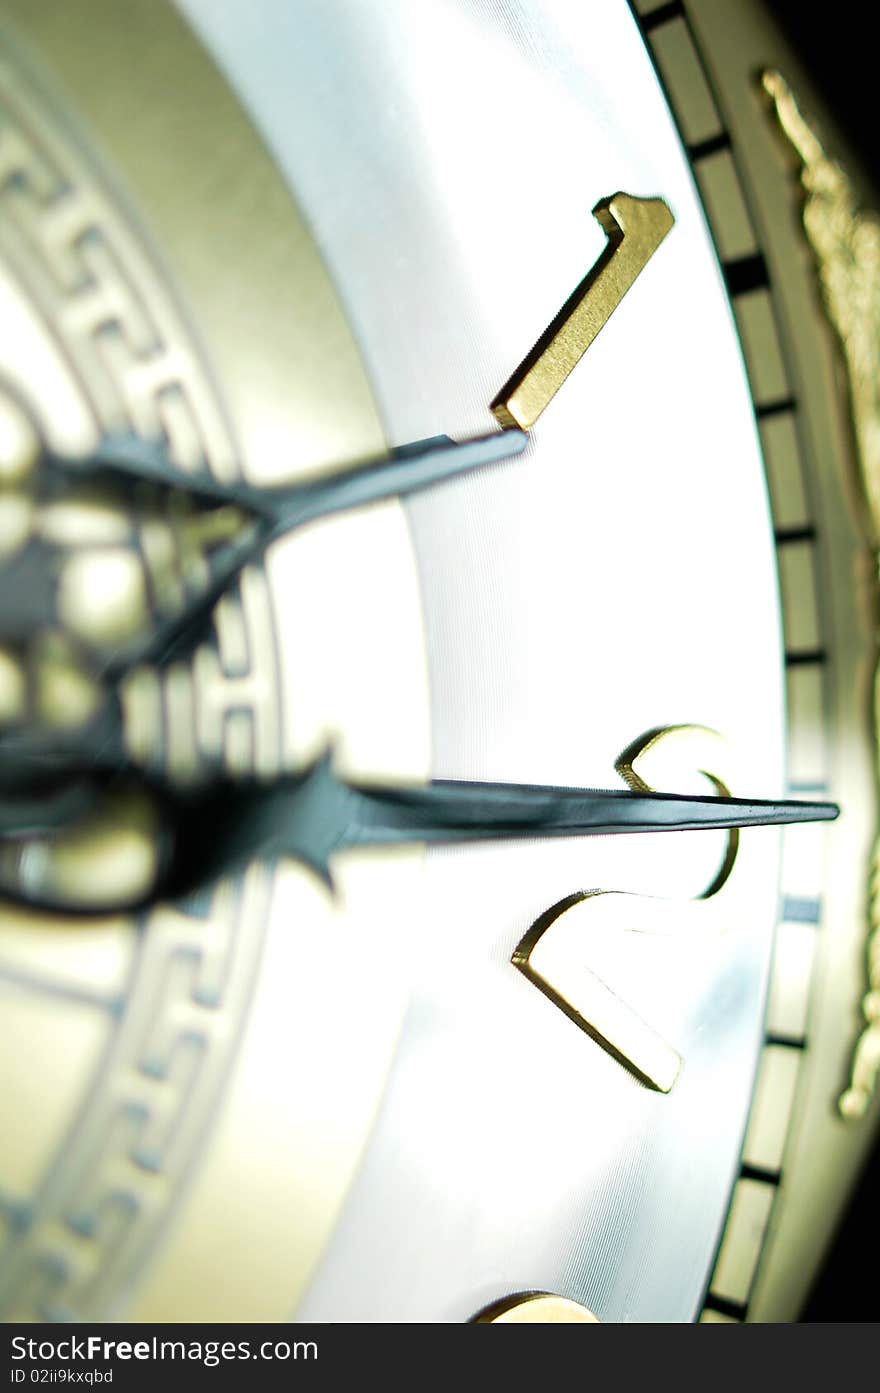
[{"x1": 0, "y1": 37, "x2": 281, "y2": 1318}]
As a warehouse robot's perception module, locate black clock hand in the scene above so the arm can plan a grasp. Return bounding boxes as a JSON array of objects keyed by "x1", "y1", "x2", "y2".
[
  {"x1": 169, "y1": 755, "x2": 837, "y2": 891},
  {"x1": 0, "y1": 751, "x2": 837, "y2": 913},
  {"x1": 1, "y1": 427, "x2": 526, "y2": 672}
]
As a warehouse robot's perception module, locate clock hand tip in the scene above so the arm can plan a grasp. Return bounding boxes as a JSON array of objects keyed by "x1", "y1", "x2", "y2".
[
  {"x1": 686, "y1": 793, "x2": 840, "y2": 829},
  {"x1": 749, "y1": 795, "x2": 839, "y2": 827},
  {"x1": 801, "y1": 798, "x2": 840, "y2": 823}
]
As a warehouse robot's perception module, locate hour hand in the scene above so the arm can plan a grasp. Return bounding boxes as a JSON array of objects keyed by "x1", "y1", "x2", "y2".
[
  {"x1": 0, "y1": 425, "x2": 527, "y2": 679},
  {"x1": 92, "y1": 427, "x2": 527, "y2": 670}
]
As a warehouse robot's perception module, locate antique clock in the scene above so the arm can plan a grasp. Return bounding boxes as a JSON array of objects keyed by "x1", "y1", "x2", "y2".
[{"x1": 0, "y1": 0, "x2": 876, "y2": 1324}]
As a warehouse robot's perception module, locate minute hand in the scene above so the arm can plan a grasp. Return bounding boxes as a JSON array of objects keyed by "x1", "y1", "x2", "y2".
[
  {"x1": 7, "y1": 760, "x2": 836, "y2": 913},
  {"x1": 361, "y1": 778, "x2": 838, "y2": 839},
  {"x1": 167, "y1": 756, "x2": 839, "y2": 897}
]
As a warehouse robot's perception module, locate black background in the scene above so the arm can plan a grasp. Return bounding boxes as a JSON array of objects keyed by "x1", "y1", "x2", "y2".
[
  {"x1": 765, "y1": 0, "x2": 878, "y2": 1323},
  {"x1": 770, "y1": 1, "x2": 880, "y2": 187}
]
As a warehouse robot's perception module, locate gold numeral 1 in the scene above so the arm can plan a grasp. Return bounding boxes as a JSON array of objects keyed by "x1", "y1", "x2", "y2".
[{"x1": 491, "y1": 192, "x2": 674, "y2": 430}]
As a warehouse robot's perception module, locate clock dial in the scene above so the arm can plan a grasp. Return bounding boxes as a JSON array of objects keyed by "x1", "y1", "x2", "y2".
[
  {"x1": 0, "y1": 0, "x2": 870, "y2": 1326},
  {"x1": 173, "y1": 0, "x2": 785, "y2": 1323}
]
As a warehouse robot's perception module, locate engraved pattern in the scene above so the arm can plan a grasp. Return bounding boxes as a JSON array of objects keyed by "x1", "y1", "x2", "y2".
[
  {"x1": 122, "y1": 567, "x2": 284, "y2": 784},
  {"x1": 764, "y1": 71, "x2": 880, "y2": 1119},
  {"x1": 0, "y1": 54, "x2": 235, "y2": 480},
  {"x1": 0, "y1": 870, "x2": 270, "y2": 1321},
  {"x1": 0, "y1": 41, "x2": 282, "y2": 1314}
]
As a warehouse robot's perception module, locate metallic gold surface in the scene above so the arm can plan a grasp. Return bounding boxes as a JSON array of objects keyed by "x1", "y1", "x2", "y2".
[
  {"x1": 491, "y1": 192, "x2": 674, "y2": 429},
  {"x1": 59, "y1": 548, "x2": 150, "y2": 647},
  {"x1": 0, "y1": 0, "x2": 387, "y2": 486},
  {"x1": 764, "y1": 70, "x2": 880, "y2": 1121},
  {"x1": 763, "y1": 72, "x2": 880, "y2": 535},
  {"x1": 514, "y1": 894, "x2": 682, "y2": 1092},
  {"x1": 0, "y1": 392, "x2": 36, "y2": 485},
  {"x1": 0, "y1": 0, "x2": 430, "y2": 1321},
  {"x1": 0, "y1": 792, "x2": 160, "y2": 911},
  {"x1": 0, "y1": 646, "x2": 25, "y2": 724},
  {"x1": 475, "y1": 1293, "x2": 600, "y2": 1323},
  {"x1": 513, "y1": 725, "x2": 746, "y2": 1091}
]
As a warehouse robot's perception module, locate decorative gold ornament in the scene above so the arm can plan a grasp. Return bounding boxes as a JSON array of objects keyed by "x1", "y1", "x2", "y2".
[{"x1": 763, "y1": 70, "x2": 880, "y2": 1120}]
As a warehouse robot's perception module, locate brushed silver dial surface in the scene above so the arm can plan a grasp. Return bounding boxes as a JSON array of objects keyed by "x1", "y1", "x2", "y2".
[{"x1": 173, "y1": 0, "x2": 787, "y2": 1322}]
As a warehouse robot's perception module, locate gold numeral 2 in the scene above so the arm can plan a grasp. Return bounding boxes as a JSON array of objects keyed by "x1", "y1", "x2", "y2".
[{"x1": 512, "y1": 726, "x2": 747, "y2": 1093}]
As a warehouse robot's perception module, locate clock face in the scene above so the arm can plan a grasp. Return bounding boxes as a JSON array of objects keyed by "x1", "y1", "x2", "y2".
[
  {"x1": 172, "y1": 0, "x2": 784, "y2": 1324},
  {"x1": 0, "y1": 0, "x2": 871, "y2": 1324}
]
